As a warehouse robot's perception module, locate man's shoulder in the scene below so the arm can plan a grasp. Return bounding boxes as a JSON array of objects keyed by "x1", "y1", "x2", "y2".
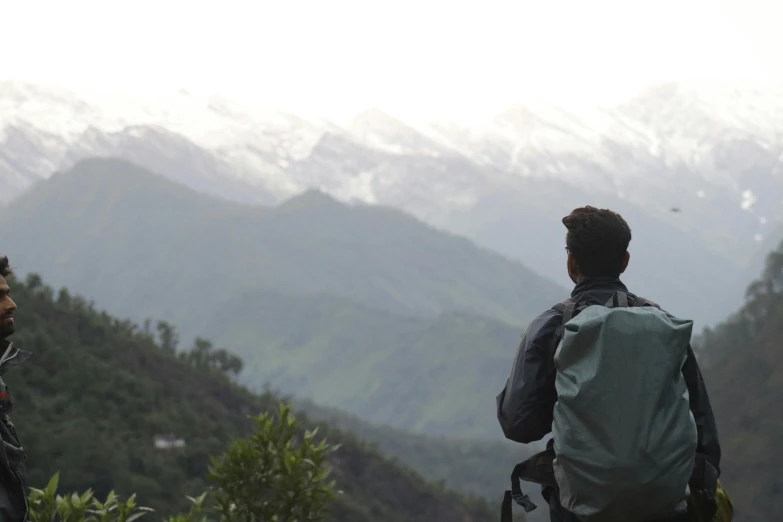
[
  {"x1": 539, "y1": 302, "x2": 566, "y2": 322},
  {"x1": 523, "y1": 306, "x2": 563, "y2": 341}
]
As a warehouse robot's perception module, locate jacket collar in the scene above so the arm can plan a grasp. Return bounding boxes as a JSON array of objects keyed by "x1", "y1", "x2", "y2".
[
  {"x1": 0, "y1": 339, "x2": 32, "y2": 377},
  {"x1": 570, "y1": 276, "x2": 628, "y2": 298}
]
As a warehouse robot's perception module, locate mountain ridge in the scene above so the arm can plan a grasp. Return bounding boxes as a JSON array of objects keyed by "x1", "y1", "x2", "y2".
[
  {"x1": 0, "y1": 158, "x2": 564, "y2": 439},
  {"x1": 3, "y1": 80, "x2": 783, "y2": 324}
]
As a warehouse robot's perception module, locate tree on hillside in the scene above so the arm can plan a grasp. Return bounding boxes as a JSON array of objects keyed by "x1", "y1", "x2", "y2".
[
  {"x1": 56, "y1": 287, "x2": 72, "y2": 308},
  {"x1": 156, "y1": 321, "x2": 179, "y2": 353},
  {"x1": 181, "y1": 337, "x2": 244, "y2": 377},
  {"x1": 25, "y1": 273, "x2": 43, "y2": 291},
  {"x1": 28, "y1": 403, "x2": 341, "y2": 522},
  {"x1": 695, "y1": 237, "x2": 783, "y2": 367}
]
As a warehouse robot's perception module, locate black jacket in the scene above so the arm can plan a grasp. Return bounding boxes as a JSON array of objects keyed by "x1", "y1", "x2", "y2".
[
  {"x1": 496, "y1": 277, "x2": 722, "y2": 518},
  {"x1": 0, "y1": 340, "x2": 31, "y2": 522}
]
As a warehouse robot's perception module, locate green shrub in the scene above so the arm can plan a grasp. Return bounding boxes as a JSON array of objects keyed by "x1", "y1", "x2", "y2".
[{"x1": 28, "y1": 403, "x2": 340, "y2": 522}]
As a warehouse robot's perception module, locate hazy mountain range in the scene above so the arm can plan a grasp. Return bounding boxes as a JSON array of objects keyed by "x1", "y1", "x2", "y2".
[
  {"x1": 0, "y1": 158, "x2": 565, "y2": 440},
  {"x1": 3, "y1": 79, "x2": 783, "y2": 326}
]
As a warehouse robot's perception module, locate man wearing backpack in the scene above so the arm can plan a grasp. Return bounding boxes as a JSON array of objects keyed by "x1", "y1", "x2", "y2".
[{"x1": 496, "y1": 207, "x2": 722, "y2": 522}]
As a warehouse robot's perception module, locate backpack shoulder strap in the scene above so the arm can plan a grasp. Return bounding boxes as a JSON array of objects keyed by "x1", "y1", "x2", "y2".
[
  {"x1": 500, "y1": 449, "x2": 557, "y2": 521},
  {"x1": 604, "y1": 291, "x2": 661, "y2": 310},
  {"x1": 604, "y1": 291, "x2": 629, "y2": 308},
  {"x1": 553, "y1": 298, "x2": 578, "y2": 323},
  {"x1": 553, "y1": 298, "x2": 578, "y2": 339},
  {"x1": 633, "y1": 295, "x2": 661, "y2": 309}
]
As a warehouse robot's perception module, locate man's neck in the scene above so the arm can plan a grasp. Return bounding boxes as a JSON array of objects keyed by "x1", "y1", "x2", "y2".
[{"x1": 571, "y1": 276, "x2": 627, "y2": 297}]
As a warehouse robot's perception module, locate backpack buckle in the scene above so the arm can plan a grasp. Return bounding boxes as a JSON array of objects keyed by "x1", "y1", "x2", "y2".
[{"x1": 511, "y1": 491, "x2": 537, "y2": 512}]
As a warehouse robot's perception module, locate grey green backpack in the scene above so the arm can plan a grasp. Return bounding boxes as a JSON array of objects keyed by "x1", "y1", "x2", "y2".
[{"x1": 501, "y1": 291, "x2": 699, "y2": 522}]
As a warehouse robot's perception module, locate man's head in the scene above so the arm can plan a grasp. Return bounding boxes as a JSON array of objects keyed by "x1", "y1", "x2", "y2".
[
  {"x1": 0, "y1": 256, "x2": 16, "y2": 339},
  {"x1": 562, "y1": 206, "x2": 632, "y2": 284}
]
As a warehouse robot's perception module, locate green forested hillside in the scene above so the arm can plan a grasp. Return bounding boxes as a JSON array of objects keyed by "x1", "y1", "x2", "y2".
[
  {"x1": 0, "y1": 157, "x2": 552, "y2": 438},
  {"x1": 0, "y1": 157, "x2": 564, "y2": 327},
  {"x1": 3, "y1": 275, "x2": 498, "y2": 522},
  {"x1": 188, "y1": 288, "x2": 521, "y2": 438},
  {"x1": 295, "y1": 398, "x2": 531, "y2": 504},
  {"x1": 698, "y1": 241, "x2": 783, "y2": 522}
]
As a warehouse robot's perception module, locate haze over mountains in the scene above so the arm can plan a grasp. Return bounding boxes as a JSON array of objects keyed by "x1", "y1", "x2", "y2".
[
  {"x1": 0, "y1": 158, "x2": 563, "y2": 439},
  {"x1": 3, "y1": 79, "x2": 783, "y2": 326}
]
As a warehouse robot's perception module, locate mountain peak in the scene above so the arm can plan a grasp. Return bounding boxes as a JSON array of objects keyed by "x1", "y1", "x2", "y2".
[
  {"x1": 51, "y1": 157, "x2": 229, "y2": 206},
  {"x1": 52, "y1": 157, "x2": 173, "y2": 195},
  {"x1": 277, "y1": 188, "x2": 343, "y2": 212},
  {"x1": 348, "y1": 107, "x2": 452, "y2": 157}
]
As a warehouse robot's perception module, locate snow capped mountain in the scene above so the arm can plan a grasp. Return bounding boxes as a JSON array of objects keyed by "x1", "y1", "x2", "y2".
[
  {"x1": 0, "y1": 80, "x2": 336, "y2": 200},
  {"x1": 347, "y1": 107, "x2": 455, "y2": 157},
  {"x1": 3, "y1": 77, "x2": 783, "y2": 325},
  {"x1": 60, "y1": 124, "x2": 276, "y2": 205},
  {"x1": 605, "y1": 82, "x2": 780, "y2": 177},
  {"x1": 3, "y1": 78, "x2": 782, "y2": 206},
  {"x1": 0, "y1": 120, "x2": 75, "y2": 201},
  {"x1": 423, "y1": 102, "x2": 614, "y2": 174},
  {"x1": 603, "y1": 82, "x2": 783, "y2": 232},
  {"x1": 2, "y1": 78, "x2": 781, "y2": 213}
]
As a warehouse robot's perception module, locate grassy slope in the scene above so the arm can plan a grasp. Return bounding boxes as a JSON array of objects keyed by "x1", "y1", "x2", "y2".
[{"x1": 193, "y1": 288, "x2": 522, "y2": 439}]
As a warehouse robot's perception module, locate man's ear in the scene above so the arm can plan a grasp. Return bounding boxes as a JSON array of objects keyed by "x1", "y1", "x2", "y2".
[
  {"x1": 620, "y1": 251, "x2": 630, "y2": 274},
  {"x1": 567, "y1": 252, "x2": 581, "y2": 284}
]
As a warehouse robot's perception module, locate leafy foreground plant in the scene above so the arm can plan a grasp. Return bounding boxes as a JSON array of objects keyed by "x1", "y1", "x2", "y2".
[{"x1": 29, "y1": 403, "x2": 341, "y2": 522}]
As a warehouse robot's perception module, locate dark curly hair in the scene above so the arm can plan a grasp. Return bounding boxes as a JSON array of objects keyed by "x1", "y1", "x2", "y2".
[
  {"x1": 0, "y1": 256, "x2": 11, "y2": 278},
  {"x1": 563, "y1": 206, "x2": 631, "y2": 277}
]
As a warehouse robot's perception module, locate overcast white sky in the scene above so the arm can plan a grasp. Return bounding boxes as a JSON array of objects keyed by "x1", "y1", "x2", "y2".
[{"x1": 0, "y1": 0, "x2": 781, "y2": 122}]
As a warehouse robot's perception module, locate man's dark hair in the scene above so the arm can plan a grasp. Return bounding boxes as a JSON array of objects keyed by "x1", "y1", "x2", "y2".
[
  {"x1": 0, "y1": 256, "x2": 12, "y2": 278},
  {"x1": 562, "y1": 206, "x2": 631, "y2": 277}
]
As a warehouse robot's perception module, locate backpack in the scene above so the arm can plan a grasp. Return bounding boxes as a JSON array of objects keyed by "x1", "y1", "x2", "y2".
[{"x1": 501, "y1": 291, "x2": 700, "y2": 522}]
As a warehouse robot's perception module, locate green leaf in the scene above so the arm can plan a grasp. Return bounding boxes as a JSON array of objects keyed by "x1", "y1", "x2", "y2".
[
  {"x1": 45, "y1": 473, "x2": 60, "y2": 497},
  {"x1": 125, "y1": 511, "x2": 148, "y2": 522}
]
